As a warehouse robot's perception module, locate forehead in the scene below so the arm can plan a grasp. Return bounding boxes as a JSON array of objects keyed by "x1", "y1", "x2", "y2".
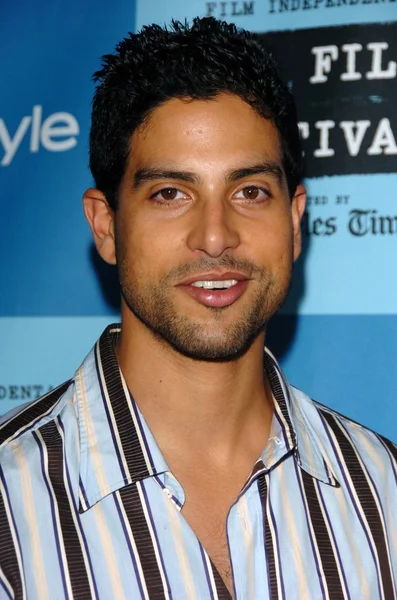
[{"x1": 129, "y1": 93, "x2": 282, "y2": 170}]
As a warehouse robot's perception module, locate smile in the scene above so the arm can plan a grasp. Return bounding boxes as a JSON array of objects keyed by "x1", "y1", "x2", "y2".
[
  {"x1": 190, "y1": 279, "x2": 238, "y2": 290},
  {"x1": 181, "y1": 279, "x2": 248, "y2": 308}
]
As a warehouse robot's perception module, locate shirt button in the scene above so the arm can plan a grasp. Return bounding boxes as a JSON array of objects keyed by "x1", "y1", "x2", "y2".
[{"x1": 163, "y1": 488, "x2": 173, "y2": 499}]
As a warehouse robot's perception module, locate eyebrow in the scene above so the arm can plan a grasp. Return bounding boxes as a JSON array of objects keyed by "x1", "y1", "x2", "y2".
[
  {"x1": 226, "y1": 163, "x2": 284, "y2": 185},
  {"x1": 132, "y1": 168, "x2": 199, "y2": 190},
  {"x1": 132, "y1": 161, "x2": 284, "y2": 190}
]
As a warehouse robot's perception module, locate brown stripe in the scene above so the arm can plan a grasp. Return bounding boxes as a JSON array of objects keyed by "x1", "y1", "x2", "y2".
[
  {"x1": 258, "y1": 472, "x2": 281, "y2": 600},
  {"x1": 98, "y1": 328, "x2": 151, "y2": 480},
  {"x1": 0, "y1": 468, "x2": 24, "y2": 600},
  {"x1": 118, "y1": 484, "x2": 168, "y2": 599},
  {"x1": 322, "y1": 411, "x2": 395, "y2": 599},
  {"x1": 300, "y1": 470, "x2": 346, "y2": 598},
  {"x1": 39, "y1": 419, "x2": 92, "y2": 600},
  {"x1": 0, "y1": 381, "x2": 70, "y2": 445},
  {"x1": 209, "y1": 558, "x2": 233, "y2": 600},
  {"x1": 263, "y1": 354, "x2": 296, "y2": 447}
]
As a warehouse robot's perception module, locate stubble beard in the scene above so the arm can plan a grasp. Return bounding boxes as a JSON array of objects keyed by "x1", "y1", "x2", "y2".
[{"x1": 118, "y1": 254, "x2": 291, "y2": 362}]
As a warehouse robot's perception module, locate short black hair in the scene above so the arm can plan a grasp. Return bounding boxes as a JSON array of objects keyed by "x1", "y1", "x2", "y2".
[{"x1": 90, "y1": 17, "x2": 303, "y2": 210}]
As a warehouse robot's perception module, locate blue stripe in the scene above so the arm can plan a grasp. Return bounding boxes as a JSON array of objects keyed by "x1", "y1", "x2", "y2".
[
  {"x1": 78, "y1": 476, "x2": 89, "y2": 509},
  {"x1": 113, "y1": 491, "x2": 147, "y2": 599},
  {"x1": 140, "y1": 480, "x2": 172, "y2": 599},
  {"x1": 0, "y1": 576, "x2": 13, "y2": 600},
  {"x1": 199, "y1": 543, "x2": 215, "y2": 600},
  {"x1": 153, "y1": 475, "x2": 183, "y2": 510}
]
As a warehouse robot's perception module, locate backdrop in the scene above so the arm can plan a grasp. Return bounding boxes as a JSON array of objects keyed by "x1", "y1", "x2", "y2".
[{"x1": 1, "y1": 0, "x2": 396, "y2": 440}]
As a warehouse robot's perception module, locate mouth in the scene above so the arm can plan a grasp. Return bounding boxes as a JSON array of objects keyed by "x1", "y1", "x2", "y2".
[
  {"x1": 191, "y1": 278, "x2": 239, "y2": 290},
  {"x1": 178, "y1": 272, "x2": 250, "y2": 308}
]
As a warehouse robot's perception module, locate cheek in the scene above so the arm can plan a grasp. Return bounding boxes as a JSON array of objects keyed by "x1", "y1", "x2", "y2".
[
  {"x1": 249, "y1": 217, "x2": 293, "y2": 266},
  {"x1": 119, "y1": 216, "x2": 185, "y2": 277}
]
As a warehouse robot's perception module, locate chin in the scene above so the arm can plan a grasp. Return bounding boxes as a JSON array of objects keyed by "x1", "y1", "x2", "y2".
[{"x1": 160, "y1": 323, "x2": 265, "y2": 363}]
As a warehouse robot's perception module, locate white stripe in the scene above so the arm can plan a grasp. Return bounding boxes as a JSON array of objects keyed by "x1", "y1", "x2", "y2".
[
  {"x1": 92, "y1": 501, "x2": 127, "y2": 599},
  {"x1": 202, "y1": 550, "x2": 219, "y2": 600},
  {"x1": 108, "y1": 327, "x2": 121, "y2": 334},
  {"x1": 163, "y1": 491, "x2": 197, "y2": 599},
  {"x1": 76, "y1": 365, "x2": 110, "y2": 505},
  {"x1": 136, "y1": 481, "x2": 170, "y2": 599},
  {"x1": 55, "y1": 419, "x2": 99, "y2": 600},
  {"x1": 34, "y1": 429, "x2": 74, "y2": 600},
  {"x1": 12, "y1": 439, "x2": 49, "y2": 600},
  {"x1": 0, "y1": 566, "x2": 14, "y2": 600},
  {"x1": 78, "y1": 486, "x2": 88, "y2": 512},
  {"x1": 115, "y1": 491, "x2": 150, "y2": 600}
]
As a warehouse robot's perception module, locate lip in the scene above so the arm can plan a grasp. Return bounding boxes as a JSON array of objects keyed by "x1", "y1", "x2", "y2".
[{"x1": 177, "y1": 271, "x2": 250, "y2": 308}]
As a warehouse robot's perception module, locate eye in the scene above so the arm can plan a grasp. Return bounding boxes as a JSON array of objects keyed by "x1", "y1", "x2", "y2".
[
  {"x1": 150, "y1": 187, "x2": 190, "y2": 203},
  {"x1": 233, "y1": 186, "x2": 269, "y2": 202}
]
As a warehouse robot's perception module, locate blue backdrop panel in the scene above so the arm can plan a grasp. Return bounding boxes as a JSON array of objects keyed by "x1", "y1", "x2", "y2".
[
  {"x1": 1, "y1": 0, "x2": 134, "y2": 317},
  {"x1": 1, "y1": 0, "x2": 396, "y2": 442},
  {"x1": 0, "y1": 0, "x2": 130, "y2": 416}
]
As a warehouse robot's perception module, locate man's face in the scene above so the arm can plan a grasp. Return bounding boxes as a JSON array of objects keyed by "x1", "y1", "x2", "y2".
[{"x1": 114, "y1": 93, "x2": 305, "y2": 361}]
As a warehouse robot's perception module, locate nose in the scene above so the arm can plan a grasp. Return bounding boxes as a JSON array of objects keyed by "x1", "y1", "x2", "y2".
[{"x1": 186, "y1": 197, "x2": 240, "y2": 258}]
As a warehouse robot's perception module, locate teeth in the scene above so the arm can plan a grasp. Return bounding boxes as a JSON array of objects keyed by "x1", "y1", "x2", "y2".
[{"x1": 191, "y1": 279, "x2": 238, "y2": 289}]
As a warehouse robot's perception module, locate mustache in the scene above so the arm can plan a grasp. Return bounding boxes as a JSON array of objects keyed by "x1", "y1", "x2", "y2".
[{"x1": 162, "y1": 255, "x2": 266, "y2": 282}]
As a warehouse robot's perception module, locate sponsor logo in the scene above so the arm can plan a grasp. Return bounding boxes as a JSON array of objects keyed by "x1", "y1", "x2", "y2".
[
  {"x1": 0, "y1": 384, "x2": 53, "y2": 401},
  {"x1": 205, "y1": 1, "x2": 255, "y2": 17},
  {"x1": 0, "y1": 105, "x2": 79, "y2": 166},
  {"x1": 260, "y1": 23, "x2": 397, "y2": 176},
  {"x1": 269, "y1": 0, "x2": 396, "y2": 13},
  {"x1": 302, "y1": 195, "x2": 397, "y2": 237}
]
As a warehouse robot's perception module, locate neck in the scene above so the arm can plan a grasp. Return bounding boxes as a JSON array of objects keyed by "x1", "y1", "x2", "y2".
[{"x1": 115, "y1": 310, "x2": 274, "y2": 463}]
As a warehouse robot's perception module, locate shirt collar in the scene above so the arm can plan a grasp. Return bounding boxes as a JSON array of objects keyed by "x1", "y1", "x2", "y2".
[
  {"x1": 76, "y1": 324, "x2": 338, "y2": 512},
  {"x1": 262, "y1": 348, "x2": 339, "y2": 487}
]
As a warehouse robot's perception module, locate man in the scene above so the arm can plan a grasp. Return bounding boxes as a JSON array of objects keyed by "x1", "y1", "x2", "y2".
[{"x1": 0, "y1": 17, "x2": 396, "y2": 600}]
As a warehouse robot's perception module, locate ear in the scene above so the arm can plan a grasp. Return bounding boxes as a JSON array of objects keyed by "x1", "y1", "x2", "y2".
[
  {"x1": 83, "y1": 188, "x2": 116, "y2": 265},
  {"x1": 291, "y1": 184, "x2": 307, "y2": 262}
]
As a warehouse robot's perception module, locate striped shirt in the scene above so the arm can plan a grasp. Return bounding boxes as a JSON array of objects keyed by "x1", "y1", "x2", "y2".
[{"x1": 1, "y1": 324, "x2": 396, "y2": 600}]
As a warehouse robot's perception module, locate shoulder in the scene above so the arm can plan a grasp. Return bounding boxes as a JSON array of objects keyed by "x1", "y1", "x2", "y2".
[
  {"x1": 316, "y1": 396, "x2": 396, "y2": 456},
  {"x1": 291, "y1": 385, "x2": 397, "y2": 475},
  {"x1": 0, "y1": 379, "x2": 74, "y2": 450}
]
